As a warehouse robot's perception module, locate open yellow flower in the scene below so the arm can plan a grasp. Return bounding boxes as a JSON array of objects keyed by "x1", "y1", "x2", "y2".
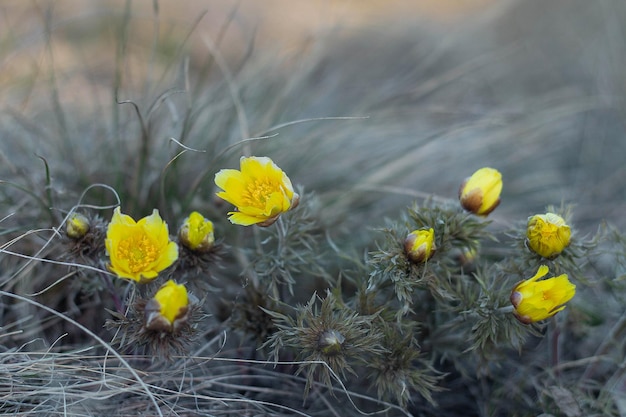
[
  {"x1": 510, "y1": 265, "x2": 576, "y2": 324},
  {"x1": 404, "y1": 228, "x2": 436, "y2": 263},
  {"x1": 214, "y1": 156, "x2": 299, "y2": 226},
  {"x1": 459, "y1": 167, "x2": 502, "y2": 216},
  {"x1": 179, "y1": 211, "x2": 215, "y2": 252},
  {"x1": 144, "y1": 280, "x2": 189, "y2": 332},
  {"x1": 105, "y1": 207, "x2": 178, "y2": 282},
  {"x1": 526, "y1": 213, "x2": 571, "y2": 258}
]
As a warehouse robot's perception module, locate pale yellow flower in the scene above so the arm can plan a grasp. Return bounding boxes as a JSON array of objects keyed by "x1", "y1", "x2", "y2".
[
  {"x1": 179, "y1": 211, "x2": 215, "y2": 252},
  {"x1": 105, "y1": 207, "x2": 178, "y2": 282},
  {"x1": 214, "y1": 156, "x2": 299, "y2": 226},
  {"x1": 459, "y1": 167, "x2": 502, "y2": 216},
  {"x1": 526, "y1": 213, "x2": 571, "y2": 258},
  {"x1": 510, "y1": 265, "x2": 576, "y2": 324},
  {"x1": 404, "y1": 228, "x2": 436, "y2": 263},
  {"x1": 66, "y1": 212, "x2": 90, "y2": 239}
]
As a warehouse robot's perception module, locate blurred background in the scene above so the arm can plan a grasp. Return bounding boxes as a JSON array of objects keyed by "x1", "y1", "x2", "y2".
[{"x1": 1, "y1": 0, "x2": 624, "y2": 234}]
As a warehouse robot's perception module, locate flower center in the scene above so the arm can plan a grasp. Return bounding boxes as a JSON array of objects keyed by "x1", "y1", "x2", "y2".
[
  {"x1": 117, "y1": 233, "x2": 158, "y2": 273},
  {"x1": 244, "y1": 179, "x2": 278, "y2": 208}
]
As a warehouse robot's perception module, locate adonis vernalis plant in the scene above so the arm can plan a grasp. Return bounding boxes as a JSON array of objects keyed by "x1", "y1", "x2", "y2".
[
  {"x1": 510, "y1": 265, "x2": 576, "y2": 324},
  {"x1": 178, "y1": 211, "x2": 215, "y2": 252},
  {"x1": 214, "y1": 156, "x2": 300, "y2": 226},
  {"x1": 404, "y1": 227, "x2": 436, "y2": 263},
  {"x1": 526, "y1": 212, "x2": 572, "y2": 258},
  {"x1": 1, "y1": 4, "x2": 625, "y2": 417},
  {"x1": 459, "y1": 167, "x2": 502, "y2": 216},
  {"x1": 105, "y1": 207, "x2": 179, "y2": 282},
  {"x1": 145, "y1": 280, "x2": 190, "y2": 332}
]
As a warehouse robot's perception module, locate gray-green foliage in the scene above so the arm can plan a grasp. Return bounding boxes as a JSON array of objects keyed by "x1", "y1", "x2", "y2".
[{"x1": 1, "y1": 1, "x2": 626, "y2": 416}]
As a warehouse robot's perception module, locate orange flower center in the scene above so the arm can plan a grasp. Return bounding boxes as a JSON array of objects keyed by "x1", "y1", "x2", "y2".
[
  {"x1": 541, "y1": 287, "x2": 558, "y2": 303},
  {"x1": 117, "y1": 233, "x2": 158, "y2": 273},
  {"x1": 244, "y1": 179, "x2": 277, "y2": 208}
]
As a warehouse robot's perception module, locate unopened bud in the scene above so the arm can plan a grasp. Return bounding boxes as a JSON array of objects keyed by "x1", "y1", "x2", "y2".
[
  {"x1": 318, "y1": 329, "x2": 345, "y2": 356},
  {"x1": 66, "y1": 213, "x2": 90, "y2": 239},
  {"x1": 145, "y1": 280, "x2": 189, "y2": 333},
  {"x1": 404, "y1": 228, "x2": 436, "y2": 263},
  {"x1": 459, "y1": 167, "x2": 502, "y2": 216},
  {"x1": 526, "y1": 213, "x2": 571, "y2": 258},
  {"x1": 179, "y1": 211, "x2": 215, "y2": 252}
]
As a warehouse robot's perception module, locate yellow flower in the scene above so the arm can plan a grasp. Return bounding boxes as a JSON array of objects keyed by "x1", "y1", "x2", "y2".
[
  {"x1": 526, "y1": 213, "x2": 571, "y2": 258},
  {"x1": 214, "y1": 156, "x2": 299, "y2": 226},
  {"x1": 179, "y1": 211, "x2": 215, "y2": 252},
  {"x1": 144, "y1": 280, "x2": 189, "y2": 333},
  {"x1": 404, "y1": 228, "x2": 436, "y2": 263},
  {"x1": 66, "y1": 212, "x2": 90, "y2": 239},
  {"x1": 105, "y1": 207, "x2": 178, "y2": 282},
  {"x1": 510, "y1": 265, "x2": 576, "y2": 324},
  {"x1": 459, "y1": 167, "x2": 502, "y2": 216}
]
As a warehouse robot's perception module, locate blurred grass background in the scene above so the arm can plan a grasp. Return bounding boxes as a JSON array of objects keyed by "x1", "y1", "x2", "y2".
[{"x1": 1, "y1": 0, "x2": 624, "y2": 235}]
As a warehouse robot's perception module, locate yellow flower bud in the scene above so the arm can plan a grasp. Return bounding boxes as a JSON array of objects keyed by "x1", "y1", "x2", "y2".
[
  {"x1": 404, "y1": 228, "x2": 436, "y2": 263},
  {"x1": 526, "y1": 213, "x2": 571, "y2": 258},
  {"x1": 459, "y1": 167, "x2": 502, "y2": 216},
  {"x1": 510, "y1": 265, "x2": 576, "y2": 324},
  {"x1": 66, "y1": 213, "x2": 90, "y2": 239},
  {"x1": 179, "y1": 211, "x2": 215, "y2": 252},
  {"x1": 145, "y1": 280, "x2": 189, "y2": 332}
]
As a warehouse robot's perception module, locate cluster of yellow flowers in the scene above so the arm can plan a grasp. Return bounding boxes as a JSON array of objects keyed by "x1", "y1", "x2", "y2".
[
  {"x1": 102, "y1": 156, "x2": 298, "y2": 332},
  {"x1": 460, "y1": 167, "x2": 575, "y2": 323},
  {"x1": 402, "y1": 166, "x2": 576, "y2": 324},
  {"x1": 100, "y1": 156, "x2": 577, "y2": 333}
]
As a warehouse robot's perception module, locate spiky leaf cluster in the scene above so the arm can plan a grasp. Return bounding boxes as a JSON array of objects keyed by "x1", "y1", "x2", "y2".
[
  {"x1": 105, "y1": 295, "x2": 203, "y2": 361},
  {"x1": 463, "y1": 267, "x2": 536, "y2": 355},
  {"x1": 228, "y1": 284, "x2": 280, "y2": 343},
  {"x1": 251, "y1": 191, "x2": 330, "y2": 296},
  {"x1": 368, "y1": 202, "x2": 494, "y2": 320},
  {"x1": 262, "y1": 290, "x2": 384, "y2": 397},
  {"x1": 172, "y1": 240, "x2": 225, "y2": 293},
  {"x1": 367, "y1": 321, "x2": 444, "y2": 407},
  {"x1": 505, "y1": 204, "x2": 604, "y2": 285}
]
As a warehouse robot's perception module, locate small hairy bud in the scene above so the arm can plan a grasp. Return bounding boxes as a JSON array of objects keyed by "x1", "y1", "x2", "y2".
[
  {"x1": 459, "y1": 167, "x2": 502, "y2": 216},
  {"x1": 404, "y1": 228, "x2": 436, "y2": 263},
  {"x1": 318, "y1": 329, "x2": 346, "y2": 356},
  {"x1": 179, "y1": 211, "x2": 215, "y2": 252},
  {"x1": 66, "y1": 213, "x2": 90, "y2": 239}
]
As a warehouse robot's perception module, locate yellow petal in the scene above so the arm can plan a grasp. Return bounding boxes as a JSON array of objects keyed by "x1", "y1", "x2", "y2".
[
  {"x1": 153, "y1": 280, "x2": 189, "y2": 324},
  {"x1": 228, "y1": 211, "x2": 270, "y2": 226},
  {"x1": 511, "y1": 266, "x2": 576, "y2": 323}
]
